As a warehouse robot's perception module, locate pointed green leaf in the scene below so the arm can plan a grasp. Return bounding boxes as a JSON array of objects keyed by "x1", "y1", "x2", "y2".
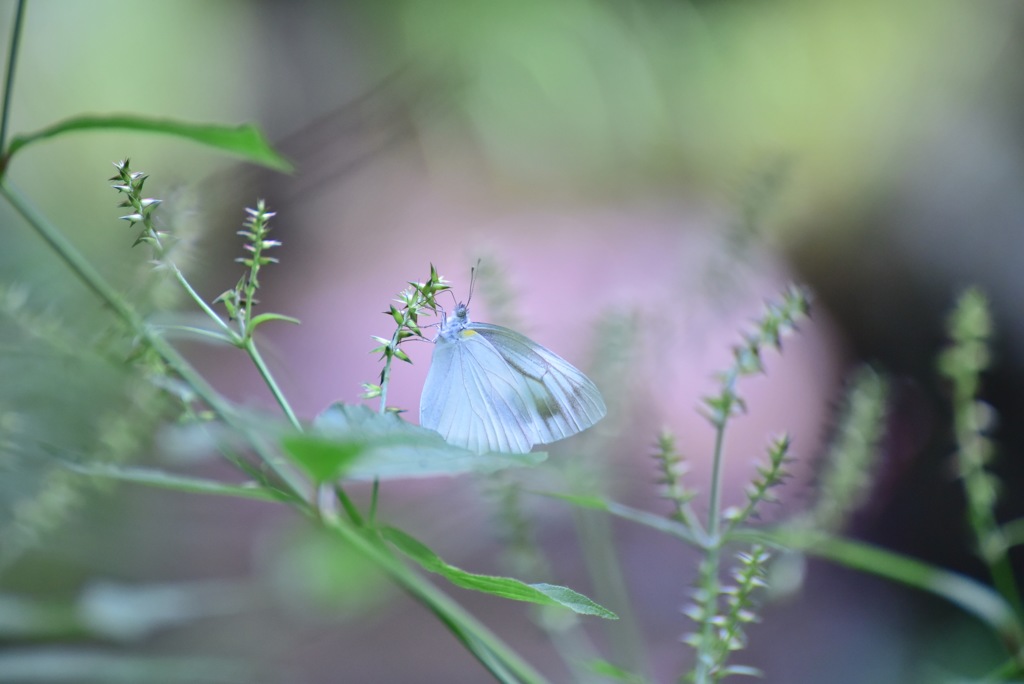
[
  {"x1": 537, "y1": 491, "x2": 610, "y2": 510},
  {"x1": 535, "y1": 491, "x2": 698, "y2": 543},
  {"x1": 61, "y1": 462, "x2": 286, "y2": 502},
  {"x1": 249, "y1": 312, "x2": 301, "y2": 330},
  {"x1": 6, "y1": 115, "x2": 292, "y2": 172},
  {"x1": 586, "y1": 660, "x2": 648, "y2": 683},
  {"x1": 360, "y1": 383, "x2": 382, "y2": 399},
  {"x1": 155, "y1": 325, "x2": 235, "y2": 345},
  {"x1": 530, "y1": 583, "x2": 618, "y2": 619},
  {"x1": 719, "y1": 664, "x2": 764, "y2": 678},
  {"x1": 381, "y1": 526, "x2": 618, "y2": 619}
]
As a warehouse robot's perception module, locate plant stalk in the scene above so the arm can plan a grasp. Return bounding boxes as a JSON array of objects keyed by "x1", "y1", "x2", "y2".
[{"x1": 0, "y1": 0, "x2": 26, "y2": 158}]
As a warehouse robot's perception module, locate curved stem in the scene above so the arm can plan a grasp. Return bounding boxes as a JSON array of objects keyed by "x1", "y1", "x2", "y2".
[
  {"x1": 1, "y1": 180, "x2": 310, "y2": 501},
  {"x1": 733, "y1": 526, "x2": 1024, "y2": 665},
  {"x1": 171, "y1": 265, "x2": 237, "y2": 340}
]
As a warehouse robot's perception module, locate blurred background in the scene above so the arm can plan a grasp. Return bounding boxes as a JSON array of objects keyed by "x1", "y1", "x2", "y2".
[{"x1": 2, "y1": 0, "x2": 1024, "y2": 681}]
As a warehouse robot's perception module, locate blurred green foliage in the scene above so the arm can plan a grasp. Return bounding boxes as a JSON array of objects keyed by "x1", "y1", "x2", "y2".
[{"x1": 391, "y1": 0, "x2": 995, "y2": 212}]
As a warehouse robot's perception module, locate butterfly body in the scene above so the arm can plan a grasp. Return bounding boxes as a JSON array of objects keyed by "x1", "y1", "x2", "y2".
[{"x1": 420, "y1": 303, "x2": 607, "y2": 454}]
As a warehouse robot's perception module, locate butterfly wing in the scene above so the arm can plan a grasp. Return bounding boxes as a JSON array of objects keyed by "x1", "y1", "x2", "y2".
[
  {"x1": 469, "y1": 322, "x2": 607, "y2": 446},
  {"x1": 420, "y1": 327, "x2": 540, "y2": 454}
]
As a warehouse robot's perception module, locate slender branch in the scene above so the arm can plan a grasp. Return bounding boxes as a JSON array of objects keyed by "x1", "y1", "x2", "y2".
[
  {"x1": 0, "y1": 180, "x2": 310, "y2": 501},
  {"x1": 4, "y1": 175, "x2": 545, "y2": 683},
  {"x1": 706, "y1": 412, "x2": 729, "y2": 542},
  {"x1": 733, "y1": 526, "x2": 1024, "y2": 663},
  {"x1": 0, "y1": 0, "x2": 26, "y2": 156},
  {"x1": 245, "y1": 337, "x2": 300, "y2": 431},
  {"x1": 2, "y1": 180, "x2": 138, "y2": 323},
  {"x1": 171, "y1": 266, "x2": 237, "y2": 339},
  {"x1": 377, "y1": 351, "x2": 394, "y2": 414},
  {"x1": 693, "y1": 417, "x2": 728, "y2": 684},
  {"x1": 324, "y1": 517, "x2": 550, "y2": 684}
]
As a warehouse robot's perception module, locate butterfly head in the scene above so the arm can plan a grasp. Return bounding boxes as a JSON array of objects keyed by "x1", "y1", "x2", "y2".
[
  {"x1": 437, "y1": 264, "x2": 477, "y2": 340},
  {"x1": 438, "y1": 301, "x2": 471, "y2": 340}
]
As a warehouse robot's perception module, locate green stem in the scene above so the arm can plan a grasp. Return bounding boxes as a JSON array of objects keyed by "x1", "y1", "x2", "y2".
[
  {"x1": 325, "y1": 517, "x2": 550, "y2": 684},
  {"x1": 377, "y1": 355, "x2": 393, "y2": 413},
  {"x1": 5, "y1": 181, "x2": 544, "y2": 682},
  {"x1": 378, "y1": 321, "x2": 408, "y2": 414},
  {"x1": 378, "y1": 313, "x2": 413, "y2": 413},
  {"x1": 2, "y1": 181, "x2": 138, "y2": 324},
  {"x1": 0, "y1": 0, "x2": 26, "y2": 157},
  {"x1": 171, "y1": 265, "x2": 237, "y2": 340},
  {"x1": 706, "y1": 418, "x2": 728, "y2": 542},
  {"x1": 733, "y1": 526, "x2": 1024, "y2": 664},
  {"x1": 573, "y1": 506, "x2": 648, "y2": 676},
  {"x1": 369, "y1": 478, "x2": 380, "y2": 524},
  {"x1": 952, "y1": 390, "x2": 1023, "y2": 617},
  {"x1": 168, "y1": 218, "x2": 302, "y2": 459},
  {"x1": 245, "y1": 337, "x2": 301, "y2": 431},
  {"x1": 693, "y1": 409, "x2": 729, "y2": 684},
  {"x1": 1, "y1": 180, "x2": 310, "y2": 501}
]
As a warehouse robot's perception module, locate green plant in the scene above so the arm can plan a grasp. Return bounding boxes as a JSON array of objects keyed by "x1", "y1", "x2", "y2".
[{"x1": 4, "y1": 2, "x2": 1024, "y2": 683}]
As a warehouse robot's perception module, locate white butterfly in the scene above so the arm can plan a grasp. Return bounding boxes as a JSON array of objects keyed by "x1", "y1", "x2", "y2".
[{"x1": 420, "y1": 301, "x2": 607, "y2": 454}]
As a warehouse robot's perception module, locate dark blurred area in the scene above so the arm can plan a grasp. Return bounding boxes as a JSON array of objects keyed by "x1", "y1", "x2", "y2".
[{"x1": 3, "y1": 0, "x2": 1024, "y2": 681}]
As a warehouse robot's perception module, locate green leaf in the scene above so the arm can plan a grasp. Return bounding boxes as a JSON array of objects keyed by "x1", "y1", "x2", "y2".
[
  {"x1": 719, "y1": 664, "x2": 764, "y2": 678},
  {"x1": 280, "y1": 435, "x2": 365, "y2": 484},
  {"x1": 61, "y1": 462, "x2": 286, "y2": 503},
  {"x1": 154, "y1": 325, "x2": 236, "y2": 346},
  {"x1": 734, "y1": 527, "x2": 1024, "y2": 648},
  {"x1": 5, "y1": 115, "x2": 293, "y2": 172},
  {"x1": 381, "y1": 526, "x2": 618, "y2": 619},
  {"x1": 248, "y1": 312, "x2": 301, "y2": 331},
  {"x1": 536, "y1": 491, "x2": 699, "y2": 544},
  {"x1": 311, "y1": 403, "x2": 547, "y2": 480},
  {"x1": 586, "y1": 660, "x2": 648, "y2": 683},
  {"x1": 360, "y1": 383, "x2": 382, "y2": 400},
  {"x1": 530, "y1": 583, "x2": 618, "y2": 619},
  {"x1": 538, "y1": 491, "x2": 611, "y2": 510}
]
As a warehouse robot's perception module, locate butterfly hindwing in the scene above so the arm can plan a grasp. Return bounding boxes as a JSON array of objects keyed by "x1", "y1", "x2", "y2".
[{"x1": 469, "y1": 323, "x2": 607, "y2": 445}]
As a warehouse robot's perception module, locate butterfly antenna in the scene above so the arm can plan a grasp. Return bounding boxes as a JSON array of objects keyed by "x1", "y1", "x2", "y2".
[
  {"x1": 444, "y1": 289, "x2": 458, "y2": 309},
  {"x1": 467, "y1": 258, "x2": 481, "y2": 306}
]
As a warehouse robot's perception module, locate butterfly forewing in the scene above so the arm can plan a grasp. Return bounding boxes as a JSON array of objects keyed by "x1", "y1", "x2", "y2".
[{"x1": 420, "y1": 328, "x2": 539, "y2": 453}]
